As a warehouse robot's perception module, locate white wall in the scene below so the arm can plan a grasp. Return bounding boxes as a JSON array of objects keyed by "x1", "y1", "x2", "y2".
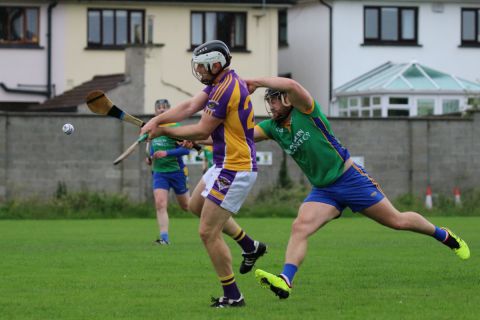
[
  {"x1": 0, "y1": 3, "x2": 49, "y2": 103},
  {"x1": 279, "y1": 2, "x2": 330, "y2": 112},
  {"x1": 333, "y1": 1, "x2": 480, "y2": 89}
]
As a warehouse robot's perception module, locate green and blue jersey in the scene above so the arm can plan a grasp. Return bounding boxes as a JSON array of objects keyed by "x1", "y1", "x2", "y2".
[
  {"x1": 150, "y1": 123, "x2": 190, "y2": 173},
  {"x1": 256, "y1": 100, "x2": 350, "y2": 187}
]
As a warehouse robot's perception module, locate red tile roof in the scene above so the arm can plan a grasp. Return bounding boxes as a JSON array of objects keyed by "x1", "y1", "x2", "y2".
[{"x1": 32, "y1": 74, "x2": 125, "y2": 111}]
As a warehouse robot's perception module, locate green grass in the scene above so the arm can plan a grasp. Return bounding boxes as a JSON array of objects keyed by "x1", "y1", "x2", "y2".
[{"x1": 1, "y1": 217, "x2": 479, "y2": 320}]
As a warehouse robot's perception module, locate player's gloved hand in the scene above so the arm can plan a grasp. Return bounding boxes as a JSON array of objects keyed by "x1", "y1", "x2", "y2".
[
  {"x1": 145, "y1": 157, "x2": 152, "y2": 165},
  {"x1": 153, "y1": 151, "x2": 168, "y2": 159}
]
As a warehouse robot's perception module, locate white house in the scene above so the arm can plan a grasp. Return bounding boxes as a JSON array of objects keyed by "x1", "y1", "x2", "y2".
[{"x1": 279, "y1": 0, "x2": 480, "y2": 116}]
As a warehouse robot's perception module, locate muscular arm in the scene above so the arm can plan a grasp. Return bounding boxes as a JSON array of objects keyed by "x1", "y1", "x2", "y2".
[
  {"x1": 158, "y1": 112, "x2": 223, "y2": 141},
  {"x1": 141, "y1": 91, "x2": 208, "y2": 135},
  {"x1": 254, "y1": 126, "x2": 269, "y2": 143},
  {"x1": 246, "y1": 77, "x2": 313, "y2": 113}
]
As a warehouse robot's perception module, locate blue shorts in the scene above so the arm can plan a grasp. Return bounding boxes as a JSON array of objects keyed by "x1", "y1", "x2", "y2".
[
  {"x1": 152, "y1": 171, "x2": 188, "y2": 195},
  {"x1": 304, "y1": 163, "x2": 385, "y2": 213}
]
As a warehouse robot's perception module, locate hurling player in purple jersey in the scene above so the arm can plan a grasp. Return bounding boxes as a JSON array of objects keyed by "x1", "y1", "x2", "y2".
[{"x1": 141, "y1": 40, "x2": 265, "y2": 308}]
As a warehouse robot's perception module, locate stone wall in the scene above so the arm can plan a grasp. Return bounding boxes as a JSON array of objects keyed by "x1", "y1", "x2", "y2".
[{"x1": 1, "y1": 111, "x2": 478, "y2": 203}]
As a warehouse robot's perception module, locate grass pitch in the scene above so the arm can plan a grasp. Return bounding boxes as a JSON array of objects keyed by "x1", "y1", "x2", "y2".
[{"x1": 1, "y1": 217, "x2": 479, "y2": 320}]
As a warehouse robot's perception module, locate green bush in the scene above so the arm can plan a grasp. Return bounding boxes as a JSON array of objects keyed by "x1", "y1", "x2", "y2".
[{"x1": 1, "y1": 187, "x2": 479, "y2": 219}]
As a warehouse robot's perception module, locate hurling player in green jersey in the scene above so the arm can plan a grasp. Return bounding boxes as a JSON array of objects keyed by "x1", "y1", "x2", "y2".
[
  {"x1": 245, "y1": 76, "x2": 470, "y2": 299},
  {"x1": 146, "y1": 99, "x2": 191, "y2": 245}
]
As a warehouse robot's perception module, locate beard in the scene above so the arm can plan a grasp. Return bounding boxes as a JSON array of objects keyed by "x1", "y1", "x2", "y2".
[{"x1": 273, "y1": 107, "x2": 293, "y2": 124}]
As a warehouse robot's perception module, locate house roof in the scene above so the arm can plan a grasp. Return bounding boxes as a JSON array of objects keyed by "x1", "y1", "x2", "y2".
[
  {"x1": 32, "y1": 74, "x2": 125, "y2": 111},
  {"x1": 335, "y1": 61, "x2": 480, "y2": 96}
]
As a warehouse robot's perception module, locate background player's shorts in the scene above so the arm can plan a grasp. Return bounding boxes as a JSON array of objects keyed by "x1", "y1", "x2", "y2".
[
  {"x1": 201, "y1": 166, "x2": 257, "y2": 214},
  {"x1": 152, "y1": 171, "x2": 188, "y2": 195},
  {"x1": 304, "y1": 162, "x2": 385, "y2": 213}
]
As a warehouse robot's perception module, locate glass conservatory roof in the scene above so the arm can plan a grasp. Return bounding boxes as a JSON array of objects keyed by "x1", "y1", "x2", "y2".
[{"x1": 335, "y1": 61, "x2": 480, "y2": 95}]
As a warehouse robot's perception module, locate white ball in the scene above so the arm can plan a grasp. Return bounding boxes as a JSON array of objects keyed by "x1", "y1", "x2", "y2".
[{"x1": 62, "y1": 123, "x2": 74, "y2": 135}]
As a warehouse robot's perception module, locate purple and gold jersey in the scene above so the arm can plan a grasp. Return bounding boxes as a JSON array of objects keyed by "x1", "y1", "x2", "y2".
[{"x1": 203, "y1": 70, "x2": 257, "y2": 172}]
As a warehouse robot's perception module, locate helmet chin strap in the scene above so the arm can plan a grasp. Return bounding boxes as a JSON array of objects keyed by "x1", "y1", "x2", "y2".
[{"x1": 201, "y1": 64, "x2": 222, "y2": 85}]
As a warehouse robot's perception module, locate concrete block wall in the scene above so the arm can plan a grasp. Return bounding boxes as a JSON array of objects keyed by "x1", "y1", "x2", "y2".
[{"x1": 0, "y1": 111, "x2": 478, "y2": 203}]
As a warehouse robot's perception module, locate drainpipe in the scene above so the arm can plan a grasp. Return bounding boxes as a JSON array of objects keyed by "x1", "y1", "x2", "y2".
[
  {"x1": 46, "y1": 1, "x2": 57, "y2": 98},
  {"x1": 0, "y1": 1, "x2": 57, "y2": 98},
  {"x1": 319, "y1": 1, "x2": 332, "y2": 112}
]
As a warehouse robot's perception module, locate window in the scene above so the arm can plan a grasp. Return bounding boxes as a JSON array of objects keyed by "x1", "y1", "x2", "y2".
[
  {"x1": 191, "y1": 11, "x2": 246, "y2": 50},
  {"x1": 349, "y1": 98, "x2": 359, "y2": 107},
  {"x1": 278, "y1": 9, "x2": 287, "y2": 47},
  {"x1": 0, "y1": 6, "x2": 39, "y2": 45},
  {"x1": 461, "y1": 8, "x2": 480, "y2": 45},
  {"x1": 362, "y1": 96, "x2": 370, "y2": 107},
  {"x1": 372, "y1": 109, "x2": 382, "y2": 117},
  {"x1": 389, "y1": 97, "x2": 409, "y2": 105},
  {"x1": 442, "y1": 99, "x2": 460, "y2": 113},
  {"x1": 339, "y1": 97, "x2": 348, "y2": 109},
  {"x1": 388, "y1": 109, "x2": 410, "y2": 116},
  {"x1": 372, "y1": 97, "x2": 381, "y2": 105},
  {"x1": 417, "y1": 98, "x2": 435, "y2": 116},
  {"x1": 87, "y1": 9, "x2": 144, "y2": 48},
  {"x1": 364, "y1": 6, "x2": 418, "y2": 45}
]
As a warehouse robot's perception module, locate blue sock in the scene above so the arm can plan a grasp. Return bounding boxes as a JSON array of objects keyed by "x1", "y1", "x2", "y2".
[
  {"x1": 160, "y1": 232, "x2": 169, "y2": 242},
  {"x1": 432, "y1": 226, "x2": 448, "y2": 242},
  {"x1": 280, "y1": 263, "x2": 298, "y2": 286}
]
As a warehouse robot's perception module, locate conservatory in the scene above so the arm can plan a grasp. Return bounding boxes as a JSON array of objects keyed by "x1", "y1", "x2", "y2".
[{"x1": 331, "y1": 61, "x2": 480, "y2": 117}]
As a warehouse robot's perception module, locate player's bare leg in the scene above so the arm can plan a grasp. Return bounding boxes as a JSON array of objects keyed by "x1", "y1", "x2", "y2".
[
  {"x1": 153, "y1": 188, "x2": 170, "y2": 245},
  {"x1": 285, "y1": 202, "x2": 340, "y2": 266},
  {"x1": 199, "y1": 199, "x2": 244, "y2": 306},
  {"x1": 189, "y1": 179, "x2": 266, "y2": 272},
  {"x1": 256, "y1": 202, "x2": 339, "y2": 298},
  {"x1": 362, "y1": 197, "x2": 470, "y2": 259},
  {"x1": 175, "y1": 192, "x2": 189, "y2": 211}
]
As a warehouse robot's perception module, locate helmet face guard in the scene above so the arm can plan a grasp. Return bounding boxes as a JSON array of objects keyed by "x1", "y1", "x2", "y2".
[
  {"x1": 264, "y1": 88, "x2": 292, "y2": 123},
  {"x1": 155, "y1": 99, "x2": 170, "y2": 114},
  {"x1": 191, "y1": 40, "x2": 232, "y2": 85}
]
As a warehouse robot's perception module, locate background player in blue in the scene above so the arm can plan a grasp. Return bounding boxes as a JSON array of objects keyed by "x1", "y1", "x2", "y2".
[
  {"x1": 146, "y1": 99, "x2": 190, "y2": 245},
  {"x1": 141, "y1": 40, "x2": 266, "y2": 308},
  {"x1": 245, "y1": 76, "x2": 470, "y2": 299}
]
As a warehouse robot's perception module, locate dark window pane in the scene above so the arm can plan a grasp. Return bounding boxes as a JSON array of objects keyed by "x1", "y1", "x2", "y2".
[
  {"x1": 381, "y1": 8, "x2": 398, "y2": 41},
  {"x1": 102, "y1": 10, "x2": 114, "y2": 45},
  {"x1": 10, "y1": 8, "x2": 24, "y2": 41},
  {"x1": 216, "y1": 12, "x2": 232, "y2": 46},
  {"x1": 88, "y1": 11, "x2": 100, "y2": 43},
  {"x1": 389, "y1": 97, "x2": 409, "y2": 104},
  {"x1": 279, "y1": 9, "x2": 287, "y2": 45},
  {"x1": 116, "y1": 10, "x2": 127, "y2": 45},
  {"x1": 130, "y1": 12, "x2": 143, "y2": 44},
  {"x1": 0, "y1": 8, "x2": 7, "y2": 41},
  {"x1": 388, "y1": 109, "x2": 409, "y2": 116},
  {"x1": 462, "y1": 10, "x2": 475, "y2": 41},
  {"x1": 365, "y1": 8, "x2": 378, "y2": 39}
]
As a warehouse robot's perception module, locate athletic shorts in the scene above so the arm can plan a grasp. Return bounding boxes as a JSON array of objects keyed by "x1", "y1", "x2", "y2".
[
  {"x1": 152, "y1": 170, "x2": 188, "y2": 195},
  {"x1": 304, "y1": 162, "x2": 385, "y2": 213},
  {"x1": 201, "y1": 166, "x2": 257, "y2": 214}
]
